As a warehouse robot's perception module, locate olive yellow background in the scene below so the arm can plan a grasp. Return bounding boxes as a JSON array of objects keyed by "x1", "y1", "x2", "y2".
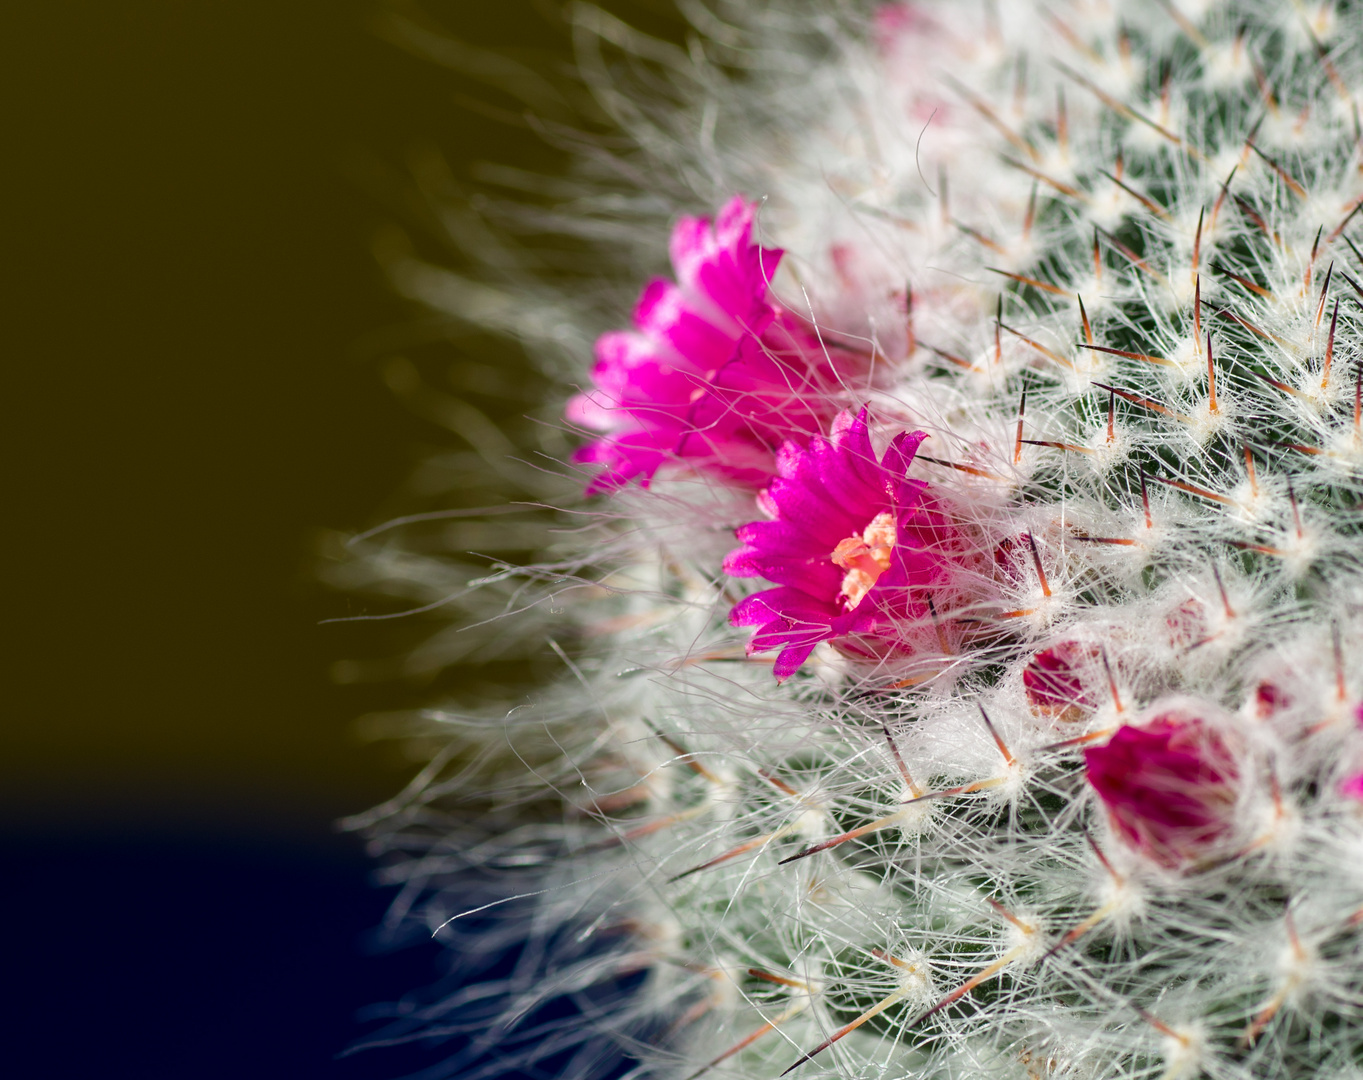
[
  {"x1": 5, "y1": 2, "x2": 676, "y2": 1075},
  {"x1": 8, "y1": 0, "x2": 583, "y2": 835}
]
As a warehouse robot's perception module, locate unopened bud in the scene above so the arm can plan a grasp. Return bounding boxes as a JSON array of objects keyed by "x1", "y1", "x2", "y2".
[
  {"x1": 1085, "y1": 701, "x2": 1243, "y2": 868},
  {"x1": 1023, "y1": 641, "x2": 1100, "y2": 722}
]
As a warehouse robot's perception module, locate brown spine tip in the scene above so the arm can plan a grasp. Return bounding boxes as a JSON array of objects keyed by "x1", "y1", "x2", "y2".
[{"x1": 1322, "y1": 298, "x2": 1339, "y2": 389}]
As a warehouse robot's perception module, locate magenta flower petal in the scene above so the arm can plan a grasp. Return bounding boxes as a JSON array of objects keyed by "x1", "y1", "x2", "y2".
[
  {"x1": 725, "y1": 408, "x2": 965, "y2": 680},
  {"x1": 669, "y1": 197, "x2": 783, "y2": 328},
  {"x1": 573, "y1": 430, "x2": 669, "y2": 495},
  {"x1": 1084, "y1": 703, "x2": 1242, "y2": 868},
  {"x1": 567, "y1": 196, "x2": 862, "y2": 491},
  {"x1": 770, "y1": 642, "x2": 822, "y2": 682},
  {"x1": 633, "y1": 279, "x2": 741, "y2": 369}
]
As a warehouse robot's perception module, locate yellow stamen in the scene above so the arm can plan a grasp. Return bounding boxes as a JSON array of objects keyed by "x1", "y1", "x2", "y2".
[{"x1": 832, "y1": 511, "x2": 896, "y2": 608}]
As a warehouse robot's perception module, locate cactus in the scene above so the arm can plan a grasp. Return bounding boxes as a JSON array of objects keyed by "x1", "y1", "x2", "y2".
[{"x1": 350, "y1": 1, "x2": 1363, "y2": 1077}]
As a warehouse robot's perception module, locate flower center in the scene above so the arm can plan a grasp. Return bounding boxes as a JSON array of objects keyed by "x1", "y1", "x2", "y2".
[{"x1": 831, "y1": 511, "x2": 896, "y2": 609}]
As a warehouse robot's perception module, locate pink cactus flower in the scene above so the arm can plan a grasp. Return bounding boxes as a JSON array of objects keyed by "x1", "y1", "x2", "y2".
[
  {"x1": 566, "y1": 197, "x2": 858, "y2": 492},
  {"x1": 1343, "y1": 772, "x2": 1363, "y2": 801},
  {"x1": 1084, "y1": 703, "x2": 1243, "y2": 868},
  {"x1": 723, "y1": 408, "x2": 965, "y2": 681}
]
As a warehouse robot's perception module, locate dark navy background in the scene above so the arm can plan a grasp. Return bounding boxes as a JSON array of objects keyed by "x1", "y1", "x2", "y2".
[
  {"x1": 5, "y1": 1, "x2": 673, "y2": 1075},
  {"x1": 5, "y1": 828, "x2": 447, "y2": 1077}
]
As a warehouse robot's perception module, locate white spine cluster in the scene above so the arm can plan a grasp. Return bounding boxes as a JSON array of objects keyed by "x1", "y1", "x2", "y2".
[{"x1": 348, "y1": 2, "x2": 1363, "y2": 1077}]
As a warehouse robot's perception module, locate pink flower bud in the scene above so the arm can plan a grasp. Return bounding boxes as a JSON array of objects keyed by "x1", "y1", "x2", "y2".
[
  {"x1": 1164, "y1": 598, "x2": 1206, "y2": 650},
  {"x1": 1252, "y1": 680, "x2": 1291, "y2": 720},
  {"x1": 1084, "y1": 702, "x2": 1243, "y2": 868},
  {"x1": 1023, "y1": 642, "x2": 1100, "y2": 722}
]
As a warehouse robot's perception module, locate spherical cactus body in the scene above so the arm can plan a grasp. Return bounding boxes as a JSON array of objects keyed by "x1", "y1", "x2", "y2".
[{"x1": 356, "y1": 3, "x2": 1363, "y2": 1077}]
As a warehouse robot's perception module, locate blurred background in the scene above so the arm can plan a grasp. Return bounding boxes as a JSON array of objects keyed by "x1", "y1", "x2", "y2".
[{"x1": 5, "y1": 1, "x2": 675, "y2": 1075}]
